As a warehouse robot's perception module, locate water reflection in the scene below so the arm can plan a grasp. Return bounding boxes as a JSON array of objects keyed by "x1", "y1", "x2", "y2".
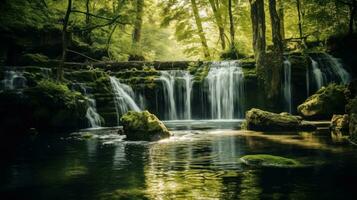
[{"x1": 2, "y1": 129, "x2": 357, "y2": 200}]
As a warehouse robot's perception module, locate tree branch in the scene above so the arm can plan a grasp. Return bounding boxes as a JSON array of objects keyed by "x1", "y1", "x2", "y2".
[
  {"x1": 71, "y1": 10, "x2": 113, "y2": 20},
  {"x1": 66, "y1": 49, "x2": 101, "y2": 62},
  {"x1": 73, "y1": 15, "x2": 130, "y2": 32}
]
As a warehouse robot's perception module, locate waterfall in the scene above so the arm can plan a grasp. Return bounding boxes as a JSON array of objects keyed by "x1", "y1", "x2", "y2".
[
  {"x1": 283, "y1": 59, "x2": 292, "y2": 113},
  {"x1": 86, "y1": 99, "x2": 102, "y2": 128},
  {"x1": 72, "y1": 83, "x2": 102, "y2": 128},
  {"x1": 322, "y1": 53, "x2": 351, "y2": 84},
  {"x1": 109, "y1": 76, "x2": 141, "y2": 125},
  {"x1": 205, "y1": 61, "x2": 245, "y2": 119},
  {"x1": 158, "y1": 71, "x2": 178, "y2": 120},
  {"x1": 311, "y1": 58, "x2": 324, "y2": 89},
  {"x1": 157, "y1": 70, "x2": 193, "y2": 120},
  {"x1": 1, "y1": 70, "x2": 27, "y2": 90},
  {"x1": 183, "y1": 72, "x2": 193, "y2": 120},
  {"x1": 306, "y1": 54, "x2": 351, "y2": 96}
]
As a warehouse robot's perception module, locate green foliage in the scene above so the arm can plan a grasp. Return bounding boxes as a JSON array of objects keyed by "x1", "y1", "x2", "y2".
[{"x1": 0, "y1": 0, "x2": 354, "y2": 60}]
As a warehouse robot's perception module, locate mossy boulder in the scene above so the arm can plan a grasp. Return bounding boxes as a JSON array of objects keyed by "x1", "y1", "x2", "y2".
[
  {"x1": 240, "y1": 154, "x2": 301, "y2": 168},
  {"x1": 330, "y1": 114, "x2": 349, "y2": 134},
  {"x1": 349, "y1": 114, "x2": 357, "y2": 143},
  {"x1": 120, "y1": 111, "x2": 171, "y2": 141},
  {"x1": 0, "y1": 80, "x2": 88, "y2": 134},
  {"x1": 347, "y1": 97, "x2": 357, "y2": 143},
  {"x1": 297, "y1": 84, "x2": 348, "y2": 119},
  {"x1": 244, "y1": 108, "x2": 316, "y2": 131}
]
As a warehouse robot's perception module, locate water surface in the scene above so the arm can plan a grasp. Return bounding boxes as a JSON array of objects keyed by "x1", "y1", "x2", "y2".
[{"x1": 1, "y1": 128, "x2": 357, "y2": 200}]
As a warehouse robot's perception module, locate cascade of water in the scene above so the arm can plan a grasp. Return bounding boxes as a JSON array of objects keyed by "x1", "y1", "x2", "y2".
[
  {"x1": 205, "y1": 61, "x2": 245, "y2": 119},
  {"x1": 183, "y1": 72, "x2": 193, "y2": 120},
  {"x1": 72, "y1": 83, "x2": 102, "y2": 128},
  {"x1": 283, "y1": 59, "x2": 292, "y2": 113},
  {"x1": 109, "y1": 76, "x2": 141, "y2": 125},
  {"x1": 157, "y1": 70, "x2": 193, "y2": 120},
  {"x1": 311, "y1": 58, "x2": 324, "y2": 90},
  {"x1": 322, "y1": 53, "x2": 351, "y2": 84},
  {"x1": 1, "y1": 70, "x2": 27, "y2": 90},
  {"x1": 158, "y1": 71, "x2": 178, "y2": 120}
]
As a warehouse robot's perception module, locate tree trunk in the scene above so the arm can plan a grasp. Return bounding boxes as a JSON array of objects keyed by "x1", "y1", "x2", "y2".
[
  {"x1": 349, "y1": 0, "x2": 356, "y2": 34},
  {"x1": 249, "y1": 0, "x2": 266, "y2": 74},
  {"x1": 130, "y1": 0, "x2": 144, "y2": 60},
  {"x1": 228, "y1": 0, "x2": 236, "y2": 50},
  {"x1": 277, "y1": 0, "x2": 285, "y2": 42},
  {"x1": 84, "y1": 0, "x2": 92, "y2": 44},
  {"x1": 269, "y1": 0, "x2": 284, "y2": 99},
  {"x1": 191, "y1": 0, "x2": 210, "y2": 58},
  {"x1": 58, "y1": 0, "x2": 72, "y2": 81},
  {"x1": 209, "y1": 0, "x2": 226, "y2": 50},
  {"x1": 296, "y1": 0, "x2": 303, "y2": 39}
]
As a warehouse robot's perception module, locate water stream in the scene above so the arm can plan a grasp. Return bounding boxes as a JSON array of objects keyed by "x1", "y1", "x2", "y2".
[
  {"x1": 109, "y1": 76, "x2": 141, "y2": 125},
  {"x1": 283, "y1": 58, "x2": 292, "y2": 113},
  {"x1": 206, "y1": 61, "x2": 245, "y2": 119}
]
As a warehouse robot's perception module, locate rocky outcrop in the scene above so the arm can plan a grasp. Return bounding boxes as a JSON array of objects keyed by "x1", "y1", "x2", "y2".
[
  {"x1": 0, "y1": 80, "x2": 88, "y2": 134},
  {"x1": 347, "y1": 97, "x2": 357, "y2": 143},
  {"x1": 244, "y1": 108, "x2": 316, "y2": 131},
  {"x1": 240, "y1": 154, "x2": 301, "y2": 168},
  {"x1": 297, "y1": 84, "x2": 348, "y2": 119},
  {"x1": 330, "y1": 114, "x2": 349, "y2": 134},
  {"x1": 120, "y1": 111, "x2": 171, "y2": 141}
]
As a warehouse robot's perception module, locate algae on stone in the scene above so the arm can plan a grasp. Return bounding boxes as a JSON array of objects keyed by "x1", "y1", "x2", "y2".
[
  {"x1": 244, "y1": 108, "x2": 316, "y2": 131},
  {"x1": 240, "y1": 154, "x2": 301, "y2": 168},
  {"x1": 120, "y1": 111, "x2": 171, "y2": 141},
  {"x1": 297, "y1": 84, "x2": 348, "y2": 119}
]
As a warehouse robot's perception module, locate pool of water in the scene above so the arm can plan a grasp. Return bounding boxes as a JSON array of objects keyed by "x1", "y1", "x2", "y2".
[{"x1": 1, "y1": 128, "x2": 357, "y2": 200}]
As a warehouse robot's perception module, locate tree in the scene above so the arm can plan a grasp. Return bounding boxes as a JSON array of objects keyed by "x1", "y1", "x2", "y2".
[
  {"x1": 337, "y1": 0, "x2": 357, "y2": 34},
  {"x1": 268, "y1": 0, "x2": 284, "y2": 99},
  {"x1": 228, "y1": 0, "x2": 236, "y2": 52},
  {"x1": 129, "y1": 0, "x2": 145, "y2": 61},
  {"x1": 209, "y1": 0, "x2": 226, "y2": 50},
  {"x1": 191, "y1": 0, "x2": 210, "y2": 58},
  {"x1": 277, "y1": 0, "x2": 285, "y2": 42},
  {"x1": 249, "y1": 0, "x2": 266, "y2": 74},
  {"x1": 296, "y1": 0, "x2": 303, "y2": 39},
  {"x1": 57, "y1": 0, "x2": 72, "y2": 81}
]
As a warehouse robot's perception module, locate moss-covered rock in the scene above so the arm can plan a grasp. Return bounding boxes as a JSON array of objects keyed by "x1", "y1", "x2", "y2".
[
  {"x1": 240, "y1": 154, "x2": 301, "y2": 168},
  {"x1": 0, "y1": 80, "x2": 88, "y2": 134},
  {"x1": 349, "y1": 114, "x2": 357, "y2": 143},
  {"x1": 297, "y1": 84, "x2": 348, "y2": 119},
  {"x1": 347, "y1": 97, "x2": 357, "y2": 143},
  {"x1": 120, "y1": 111, "x2": 171, "y2": 141},
  {"x1": 330, "y1": 114, "x2": 349, "y2": 134},
  {"x1": 244, "y1": 108, "x2": 316, "y2": 131}
]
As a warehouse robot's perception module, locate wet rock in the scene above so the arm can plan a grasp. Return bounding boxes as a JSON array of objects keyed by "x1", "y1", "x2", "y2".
[
  {"x1": 344, "y1": 97, "x2": 357, "y2": 143},
  {"x1": 330, "y1": 114, "x2": 349, "y2": 134},
  {"x1": 244, "y1": 108, "x2": 316, "y2": 131},
  {"x1": 297, "y1": 84, "x2": 348, "y2": 119},
  {"x1": 120, "y1": 111, "x2": 171, "y2": 141},
  {"x1": 349, "y1": 114, "x2": 357, "y2": 143},
  {"x1": 240, "y1": 154, "x2": 301, "y2": 168}
]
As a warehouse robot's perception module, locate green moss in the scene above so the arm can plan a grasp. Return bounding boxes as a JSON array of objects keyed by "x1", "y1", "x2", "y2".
[
  {"x1": 20, "y1": 53, "x2": 49, "y2": 66},
  {"x1": 240, "y1": 154, "x2": 301, "y2": 168},
  {"x1": 298, "y1": 84, "x2": 348, "y2": 119},
  {"x1": 187, "y1": 62, "x2": 211, "y2": 82},
  {"x1": 245, "y1": 108, "x2": 315, "y2": 131},
  {"x1": 121, "y1": 111, "x2": 171, "y2": 141}
]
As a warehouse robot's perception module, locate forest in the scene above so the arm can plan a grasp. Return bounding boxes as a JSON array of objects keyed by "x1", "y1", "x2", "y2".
[{"x1": 1, "y1": 0, "x2": 357, "y2": 199}]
